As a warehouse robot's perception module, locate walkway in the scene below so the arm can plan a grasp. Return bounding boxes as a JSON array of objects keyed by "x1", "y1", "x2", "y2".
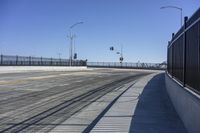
[{"x1": 90, "y1": 73, "x2": 187, "y2": 133}]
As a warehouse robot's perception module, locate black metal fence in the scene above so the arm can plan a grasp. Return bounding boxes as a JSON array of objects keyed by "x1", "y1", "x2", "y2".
[
  {"x1": 167, "y1": 8, "x2": 200, "y2": 94},
  {"x1": 87, "y1": 62, "x2": 166, "y2": 70},
  {"x1": 0, "y1": 55, "x2": 87, "y2": 66}
]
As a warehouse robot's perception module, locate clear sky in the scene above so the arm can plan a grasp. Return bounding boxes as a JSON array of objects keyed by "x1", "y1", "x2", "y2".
[{"x1": 0, "y1": 0, "x2": 199, "y2": 63}]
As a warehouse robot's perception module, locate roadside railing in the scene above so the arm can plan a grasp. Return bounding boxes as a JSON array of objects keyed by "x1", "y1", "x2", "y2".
[
  {"x1": 167, "y1": 8, "x2": 200, "y2": 94},
  {"x1": 0, "y1": 55, "x2": 87, "y2": 66},
  {"x1": 87, "y1": 62, "x2": 166, "y2": 70}
]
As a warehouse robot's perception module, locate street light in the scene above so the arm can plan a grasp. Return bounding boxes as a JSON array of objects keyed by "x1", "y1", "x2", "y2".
[
  {"x1": 68, "y1": 22, "x2": 83, "y2": 66},
  {"x1": 70, "y1": 22, "x2": 84, "y2": 29},
  {"x1": 160, "y1": 5, "x2": 182, "y2": 26}
]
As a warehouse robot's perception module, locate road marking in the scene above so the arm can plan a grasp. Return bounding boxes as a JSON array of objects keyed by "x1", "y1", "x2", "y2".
[
  {"x1": 74, "y1": 80, "x2": 83, "y2": 83},
  {"x1": 27, "y1": 75, "x2": 57, "y2": 80},
  {"x1": 57, "y1": 83, "x2": 69, "y2": 86}
]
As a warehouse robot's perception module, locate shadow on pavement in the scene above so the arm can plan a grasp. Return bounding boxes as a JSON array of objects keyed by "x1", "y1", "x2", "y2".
[{"x1": 129, "y1": 73, "x2": 187, "y2": 133}]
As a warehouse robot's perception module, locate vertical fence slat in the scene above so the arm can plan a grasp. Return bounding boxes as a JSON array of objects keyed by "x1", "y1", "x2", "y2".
[
  {"x1": 0, "y1": 54, "x2": 2, "y2": 65},
  {"x1": 183, "y1": 17, "x2": 188, "y2": 86}
]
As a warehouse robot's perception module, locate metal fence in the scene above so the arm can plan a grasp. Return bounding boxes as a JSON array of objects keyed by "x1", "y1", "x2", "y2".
[
  {"x1": 167, "y1": 8, "x2": 200, "y2": 94},
  {"x1": 87, "y1": 62, "x2": 166, "y2": 70},
  {"x1": 0, "y1": 55, "x2": 87, "y2": 66}
]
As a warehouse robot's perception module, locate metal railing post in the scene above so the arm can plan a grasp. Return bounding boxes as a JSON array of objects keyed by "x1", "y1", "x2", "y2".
[
  {"x1": 29, "y1": 56, "x2": 31, "y2": 66},
  {"x1": 167, "y1": 41, "x2": 170, "y2": 73},
  {"x1": 51, "y1": 58, "x2": 53, "y2": 66},
  {"x1": 41, "y1": 57, "x2": 43, "y2": 66},
  {"x1": 171, "y1": 33, "x2": 175, "y2": 78},
  {"x1": 0, "y1": 54, "x2": 2, "y2": 65},
  {"x1": 183, "y1": 16, "x2": 188, "y2": 87},
  {"x1": 16, "y1": 55, "x2": 18, "y2": 65}
]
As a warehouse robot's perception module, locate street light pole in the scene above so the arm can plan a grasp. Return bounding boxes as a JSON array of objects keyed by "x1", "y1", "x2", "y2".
[
  {"x1": 69, "y1": 30, "x2": 74, "y2": 66},
  {"x1": 119, "y1": 44, "x2": 123, "y2": 63},
  {"x1": 160, "y1": 6, "x2": 182, "y2": 27},
  {"x1": 68, "y1": 22, "x2": 83, "y2": 66},
  {"x1": 58, "y1": 53, "x2": 61, "y2": 59},
  {"x1": 120, "y1": 44, "x2": 123, "y2": 59}
]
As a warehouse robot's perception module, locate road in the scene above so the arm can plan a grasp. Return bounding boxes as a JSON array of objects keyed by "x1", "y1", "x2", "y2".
[{"x1": 0, "y1": 68, "x2": 151, "y2": 132}]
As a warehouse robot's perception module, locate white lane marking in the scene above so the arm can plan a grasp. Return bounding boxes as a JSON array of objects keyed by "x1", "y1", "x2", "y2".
[
  {"x1": 27, "y1": 75, "x2": 57, "y2": 80},
  {"x1": 58, "y1": 83, "x2": 70, "y2": 86},
  {"x1": 74, "y1": 80, "x2": 83, "y2": 83}
]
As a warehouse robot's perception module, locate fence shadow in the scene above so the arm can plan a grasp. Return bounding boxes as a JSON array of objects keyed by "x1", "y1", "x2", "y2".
[{"x1": 129, "y1": 73, "x2": 187, "y2": 133}]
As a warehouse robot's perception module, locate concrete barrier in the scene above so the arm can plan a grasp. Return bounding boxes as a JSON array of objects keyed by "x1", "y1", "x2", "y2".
[
  {"x1": 165, "y1": 73, "x2": 200, "y2": 133},
  {"x1": 0, "y1": 66, "x2": 88, "y2": 73}
]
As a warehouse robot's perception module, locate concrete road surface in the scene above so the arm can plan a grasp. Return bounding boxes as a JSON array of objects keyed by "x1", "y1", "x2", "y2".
[{"x1": 0, "y1": 68, "x2": 153, "y2": 132}]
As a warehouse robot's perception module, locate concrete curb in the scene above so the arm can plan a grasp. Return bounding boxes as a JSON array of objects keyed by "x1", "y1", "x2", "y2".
[
  {"x1": 0, "y1": 66, "x2": 88, "y2": 73},
  {"x1": 165, "y1": 73, "x2": 200, "y2": 133}
]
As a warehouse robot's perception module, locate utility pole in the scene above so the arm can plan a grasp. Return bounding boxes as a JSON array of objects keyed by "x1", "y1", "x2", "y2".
[
  {"x1": 68, "y1": 22, "x2": 83, "y2": 66},
  {"x1": 120, "y1": 44, "x2": 123, "y2": 63},
  {"x1": 68, "y1": 31, "x2": 75, "y2": 66}
]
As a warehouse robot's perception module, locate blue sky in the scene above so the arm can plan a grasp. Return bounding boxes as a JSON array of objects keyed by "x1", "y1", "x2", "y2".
[{"x1": 0, "y1": 0, "x2": 199, "y2": 63}]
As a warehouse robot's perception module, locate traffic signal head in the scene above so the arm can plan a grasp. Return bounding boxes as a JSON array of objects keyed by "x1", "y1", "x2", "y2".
[
  {"x1": 120, "y1": 57, "x2": 123, "y2": 61},
  {"x1": 74, "y1": 53, "x2": 77, "y2": 59},
  {"x1": 110, "y1": 46, "x2": 114, "y2": 51}
]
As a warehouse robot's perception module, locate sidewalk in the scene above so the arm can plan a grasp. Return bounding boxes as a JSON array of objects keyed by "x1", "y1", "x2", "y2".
[{"x1": 90, "y1": 73, "x2": 187, "y2": 133}]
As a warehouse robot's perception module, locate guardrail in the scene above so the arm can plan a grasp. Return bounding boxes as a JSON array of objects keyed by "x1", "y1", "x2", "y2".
[
  {"x1": 0, "y1": 55, "x2": 87, "y2": 66},
  {"x1": 167, "y1": 8, "x2": 200, "y2": 94},
  {"x1": 87, "y1": 62, "x2": 166, "y2": 70}
]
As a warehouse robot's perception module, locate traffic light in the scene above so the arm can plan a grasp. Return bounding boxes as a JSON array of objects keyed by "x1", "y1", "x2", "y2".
[
  {"x1": 120, "y1": 57, "x2": 123, "y2": 61},
  {"x1": 110, "y1": 46, "x2": 114, "y2": 51},
  {"x1": 74, "y1": 53, "x2": 77, "y2": 59}
]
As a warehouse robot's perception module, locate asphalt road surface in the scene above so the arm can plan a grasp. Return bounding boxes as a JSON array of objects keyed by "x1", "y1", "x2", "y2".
[{"x1": 0, "y1": 68, "x2": 151, "y2": 132}]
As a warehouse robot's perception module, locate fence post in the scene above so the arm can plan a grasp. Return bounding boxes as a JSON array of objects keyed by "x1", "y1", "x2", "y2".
[
  {"x1": 167, "y1": 41, "x2": 170, "y2": 72},
  {"x1": 0, "y1": 54, "x2": 2, "y2": 65},
  {"x1": 51, "y1": 58, "x2": 53, "y2": 66},
  {"x1": 29, "y1": 56, "x2": 31, "y2": 66},
  {"x1": 183, "y1": 16, "x2": 188, "y2": 87},
  {"x1": 171, "y1": 33, "x2": 175, "y2": 78},
  {"x1": 41, "y1": 57, "x2": 43, "y2": 66},
  {"x1": 16, "y1": 55, "x2": 18, "y2": 65}
]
